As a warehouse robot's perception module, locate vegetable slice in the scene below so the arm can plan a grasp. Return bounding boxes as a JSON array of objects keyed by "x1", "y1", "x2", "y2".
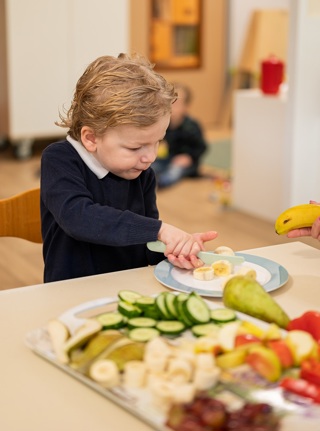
[
  {"x1": 128, "y1": 327, "x2": 160, "y2": 342},
  {"x1": 210, "y1": 308, "x2": 237, "y2": 323},
  {"x1": 118, "y1": 290, "x2": 142, "y2": 304}
]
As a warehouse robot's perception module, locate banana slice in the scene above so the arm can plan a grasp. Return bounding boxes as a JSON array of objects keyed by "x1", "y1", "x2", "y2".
[
  {"x1": 195, "y1": 352, "x2": 216, "y2": 370},
  {"x1": 171, "y1": 383, "x2": 196, "y2": 404},
  {"x1": 167, "y1": 358, "x2": 193, "y2": 384},
  {"x1": 123, "y1": 360, "x2": 147, "y2": 388},
  {"x1": 211, "y1": 260, "x2": 233, "y2": 276},
  {"x1": 89, "y1": 359, "x2": 119, "y2": 387},
  {"x1": 236, "y1": 266, "x2": 257, "y2": 280},
  {"x1": 214, "y1": 246, "x2": 235, "y2": 256},
  {"x1": 193, "y1": 266, "x2": 214, "y2": 281},
  {"x1": 193, "y1": 367, "x2": 220, "y2": 391}
]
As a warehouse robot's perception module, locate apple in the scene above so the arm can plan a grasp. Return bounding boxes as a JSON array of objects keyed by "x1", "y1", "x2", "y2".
[
  {"x1": 235, "y1": 333, "x2": 262, "y2": 349},
  {"x1": 215, "y1": 348, "x2": 247, "y2": 369},
  {"x1": 237, "y1": 320, "x2": 265, "y2": 339},
  {"x1": 217, "y1": 321, "x2": 241, "y2": 352},
  {"x1": 246, "y1": 345, "x2": 282, "y2": 382},
  {"x1": 267, "y1": 339, "x2": 294, "y2": 369},
  {"x1": 263, "y1": 323, "x2": 282, "y2": 341},
  {"x1": 285, "y1": 330, "x2": 318, "y2": 366}
]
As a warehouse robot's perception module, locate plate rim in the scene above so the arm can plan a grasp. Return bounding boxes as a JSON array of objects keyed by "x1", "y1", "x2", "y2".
[{"x1": 153, "y1": 253, "x2": 289, "y2": 298}]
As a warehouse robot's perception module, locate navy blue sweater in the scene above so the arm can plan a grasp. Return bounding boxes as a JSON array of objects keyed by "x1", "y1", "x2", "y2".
[{"x1": 40, "y1": 140, "x2": 164, "y2": 282}]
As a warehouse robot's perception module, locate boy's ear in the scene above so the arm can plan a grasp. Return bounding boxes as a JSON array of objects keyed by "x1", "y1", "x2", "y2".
[{"x1": 81, "y1": 127, "x2": 97, "y2": 153}]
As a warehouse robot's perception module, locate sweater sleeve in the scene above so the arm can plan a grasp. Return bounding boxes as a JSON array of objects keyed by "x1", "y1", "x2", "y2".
[{"x1": 40, "y1": 142, "x2": 162, "y2": 247}]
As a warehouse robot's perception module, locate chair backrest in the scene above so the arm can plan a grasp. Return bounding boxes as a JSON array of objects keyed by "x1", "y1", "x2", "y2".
[{"x1": 0, "y1": 188, "x2": 42, "y2": 243}]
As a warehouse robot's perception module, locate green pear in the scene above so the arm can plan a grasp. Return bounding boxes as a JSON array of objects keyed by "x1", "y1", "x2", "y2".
[{"x1": 223, "y1": 276, "x2": 290, "y2": 329}]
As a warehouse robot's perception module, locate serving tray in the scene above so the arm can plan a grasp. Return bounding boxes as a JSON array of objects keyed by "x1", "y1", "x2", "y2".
[{"x1": 25, "y1": 295, "x2": 320, "y2": 431}]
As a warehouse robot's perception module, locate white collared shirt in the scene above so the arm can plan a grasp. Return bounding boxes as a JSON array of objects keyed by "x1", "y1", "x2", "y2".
[{"x1": 67, "y1": 135, "x2": 109, "y2": 179}]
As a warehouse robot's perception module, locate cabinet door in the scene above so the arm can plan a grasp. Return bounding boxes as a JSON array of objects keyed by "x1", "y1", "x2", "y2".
[
  {"x1": 172, "y1": 0, "x2": 200, "y2": 24},
  {"x1": 6, "y1": 0, "x2": 69, "y2": 139}
]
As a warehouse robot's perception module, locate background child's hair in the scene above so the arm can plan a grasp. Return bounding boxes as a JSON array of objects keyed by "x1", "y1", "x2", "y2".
[{"x1": 56, "y1": 53, "x2": 177, "y2": 141}]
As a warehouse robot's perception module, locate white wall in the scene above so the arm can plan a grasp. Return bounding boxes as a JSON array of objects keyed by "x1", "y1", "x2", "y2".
[
  {"x1": 228, "y1": 0, "x2": 289, "y2": 68},
  {"x1": 283, "y1": 0, "x2": 320, "y2": 207}
]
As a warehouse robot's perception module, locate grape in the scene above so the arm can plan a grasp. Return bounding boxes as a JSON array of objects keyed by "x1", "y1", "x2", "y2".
[{"x1": 166, "y1": 395, "x2": 281, "y2": 431}]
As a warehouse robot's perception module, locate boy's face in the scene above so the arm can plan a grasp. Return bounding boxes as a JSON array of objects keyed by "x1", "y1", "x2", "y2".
[{"x1": 82, "y1": 114, "x2": 170, "y2": 180}]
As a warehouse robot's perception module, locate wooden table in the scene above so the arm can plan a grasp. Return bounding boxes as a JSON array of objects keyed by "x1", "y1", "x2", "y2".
[{"x1": 1, "y1": 241, "x2": 320, "y2": 431}]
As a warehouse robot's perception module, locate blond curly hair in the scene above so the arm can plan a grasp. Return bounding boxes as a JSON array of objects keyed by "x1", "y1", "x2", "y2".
[{"x1": 56, "y1": 53, "x2": 177, "y2": 141}]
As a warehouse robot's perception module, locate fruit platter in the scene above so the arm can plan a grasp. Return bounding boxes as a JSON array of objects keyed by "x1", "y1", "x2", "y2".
[{"x1": 25, "y1": 279, "x2": 320, "y2": 431}]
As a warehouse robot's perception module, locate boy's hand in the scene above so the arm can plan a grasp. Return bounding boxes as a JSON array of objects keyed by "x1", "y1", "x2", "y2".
[{"x1": 158, "y1": 224, "x2": 218, "y2": 269}]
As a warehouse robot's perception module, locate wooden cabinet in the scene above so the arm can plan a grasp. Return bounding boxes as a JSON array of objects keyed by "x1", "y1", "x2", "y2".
[
  {"x1": 0, "y1": 0, "x2": 128, "y2": 158},
  {"x1": 150, "y1": 0, "x2": 202, "y2": 69}
]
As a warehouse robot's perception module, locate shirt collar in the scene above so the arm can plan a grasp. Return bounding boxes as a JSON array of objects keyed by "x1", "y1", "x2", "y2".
[{"x1": 67, "y1": 135, "x2": 109, "y2": 179}]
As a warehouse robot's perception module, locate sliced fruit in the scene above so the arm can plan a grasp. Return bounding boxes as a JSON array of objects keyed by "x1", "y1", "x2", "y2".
[
  {"x1": 234, "y1": 333, "x2": 262, "y2": 349},
  {"x1": 246, "y1": 345, "x2": 282, "y2": 382},
  {"x1": 193, "y1": 266, "x2": 214, "y2": 281},
  {"x1": 47, "y1": 319, "x2": 70, "y2": 364},
  {"x1": 212, "y1": 260, "x2": 233, "y2": 277},
  {"x1": 63, "y1": 319, "x2": 102, "y2": 357},
  {"x1": 89, "y1": 358, "x2": 120, "y2": 387},
  {"x1": 215, "y1": 348, "x2": 247, "y2": 369},
  {"x1": 267, "y1": 339, "x2": 294, "y2": 369},
  {"x1": 70, "y1": 330, "x2": 124, "y2": 372},
  {"x1": 104, "y1": 340, "x2": 145, "y2": 371},
  {"x1": 285, "y1": 329, "x2": 318, "y2": 366},
  {"x1": 263, "y1": 323, "x2": 282, "y2": 341},
  {"x1": 237, "y1": 320, "x2": 265, "y2": 339},
  {"x1": 217, "y1": 320, "x2": 241, "y2": 352}
]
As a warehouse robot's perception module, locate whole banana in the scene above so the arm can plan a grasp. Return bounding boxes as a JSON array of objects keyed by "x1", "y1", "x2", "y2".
[{"x1": 275, "y1": 204, "x2": 320, "y2": 235}]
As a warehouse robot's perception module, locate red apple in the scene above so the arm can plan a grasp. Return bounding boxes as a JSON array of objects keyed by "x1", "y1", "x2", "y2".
[
  {"x1": 246, "y1": 346, "x2": 282, "y2": 382},
  {"x1": 235, "y1": 333, "x2": 262, "y2": 349},
  {"x1": 267, "y1": 339, "x2": 294, "y2": 369}
]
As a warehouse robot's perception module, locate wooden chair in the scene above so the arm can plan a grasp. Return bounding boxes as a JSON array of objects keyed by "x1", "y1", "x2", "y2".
[{"x1": 0, "y1": 188, "x2": 42, "y2": 243}]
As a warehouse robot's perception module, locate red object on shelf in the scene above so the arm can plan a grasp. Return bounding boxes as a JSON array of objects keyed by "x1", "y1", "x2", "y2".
[{"x1": 260, "y1": 55, "x2": 284, "y2": 95}]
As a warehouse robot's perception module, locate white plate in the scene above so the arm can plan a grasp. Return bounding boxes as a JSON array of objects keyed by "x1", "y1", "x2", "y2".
[{"x1": 154, "y1": 253, "x2": 289, "y2": 297}]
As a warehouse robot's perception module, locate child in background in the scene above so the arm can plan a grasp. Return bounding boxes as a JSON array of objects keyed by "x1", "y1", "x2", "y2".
[
  {"x1": 40, "y1": 53, "x2": 218, "y2": 283},
  {"x1": 152, "y1": 82, "x2": 207, "y2": 188}
]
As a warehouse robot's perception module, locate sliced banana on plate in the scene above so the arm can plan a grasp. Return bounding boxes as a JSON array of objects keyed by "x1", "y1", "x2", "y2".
[
  {"x1": 214, "y1": 246, "x2": 235, "y2": 256},
  {"x1": 193, "y1": 266, "x2": 214, "y2": 281},
  {"x1": 211, "y1": 259, "x2": 233, "y2": 277}
]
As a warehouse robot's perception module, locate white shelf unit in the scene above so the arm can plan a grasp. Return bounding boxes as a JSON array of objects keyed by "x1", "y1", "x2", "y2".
[
  {"x1": 232, "y1": 89, "x2": 287, "y2": 222},
  {"x1": 0, "y1": 0, "x2": 128, "y2": 158}
]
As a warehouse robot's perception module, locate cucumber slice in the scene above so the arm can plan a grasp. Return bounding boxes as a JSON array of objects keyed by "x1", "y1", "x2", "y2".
[
  {"x1": 143, "y1": 305, "x2": 161, "y2": 320},
  {"x1": 182, "y1": 294, "x2": 211, "y2": 324},
  {"x1": 135, "y1": 296, "x2": 156, "y2": 309},
  {"x1": 96, "y1": 312, "x2": 126, "y2": 330},
  {"x1": 156, "y1": 320, "x2": 186, "y2": 336},
  {"x1": 164, "y1": 292, "x2": 178, "y2": 319},
  {"x1": 173, "y1": 293, "x2": 189, "y2": 318},
  {"x1": 117, "y1": 300, "x2": 142, "y2": 318},
  {"x1": 127, "y1": 317, "x2": 157, "y2": 329},
  {"x1": 175, "y1": 299, "x2": 194, "y2": 327},
  {"x1": 128, "y1": 327, "x2": 160, "y2": 342},
  {"x1": 118, "y1": 290, "x2": 142, "y2": 304},
  {"x1": 191, "y1": 323, "x2": 220, "y2": 337},
  {"x1": 155, "y1": 292, "x2": 171, "y2": 319},
  {"x1": 210, "y1": 308, "x2": 237, "y2": 323}
]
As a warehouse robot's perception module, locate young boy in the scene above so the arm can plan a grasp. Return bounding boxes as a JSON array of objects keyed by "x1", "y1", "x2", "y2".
[
  {"x1": 41, "y1": 53, "x2": 218, "y2": 282},
  {"x1": 152, "y1": 82, "x2": 207, "y2": 188}
]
